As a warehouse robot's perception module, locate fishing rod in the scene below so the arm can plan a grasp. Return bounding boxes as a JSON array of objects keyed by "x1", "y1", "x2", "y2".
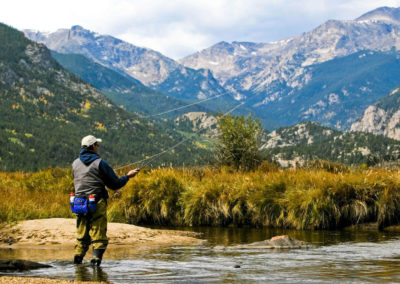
[{"x1": 115, "y1": 101, "x2": 247, "y2": 171}]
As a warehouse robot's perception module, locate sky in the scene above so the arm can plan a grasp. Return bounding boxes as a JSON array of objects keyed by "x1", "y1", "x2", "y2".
[{"x1": 2, "y1": 0, "x2": 400, "y2": 59}]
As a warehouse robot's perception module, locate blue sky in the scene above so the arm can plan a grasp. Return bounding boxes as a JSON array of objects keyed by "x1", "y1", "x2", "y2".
[{"x1": 2, "y1": 0, "x2": 400, "y2": 59}]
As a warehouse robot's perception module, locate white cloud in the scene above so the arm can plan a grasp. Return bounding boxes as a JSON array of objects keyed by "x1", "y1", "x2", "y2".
[{"x1": 2, "y1": 0, "x2": 400, "y2": 59}]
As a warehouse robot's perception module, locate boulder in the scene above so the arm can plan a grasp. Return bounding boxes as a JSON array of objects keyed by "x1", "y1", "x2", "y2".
[
  {"x1": 0, "y1": 259, "x2": 51, "y2": 271},
  {"x1": 222, "y1": 235, "x2": 311, "y2": 249}
]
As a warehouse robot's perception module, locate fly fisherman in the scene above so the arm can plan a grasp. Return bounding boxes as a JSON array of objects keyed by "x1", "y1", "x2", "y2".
[{"x1": 71, "y1": 135, "x2": 139, "y2": 266}]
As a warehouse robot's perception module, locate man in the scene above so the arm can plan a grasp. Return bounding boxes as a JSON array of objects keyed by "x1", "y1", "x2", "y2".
[{"x1": 72, "y1": 135, "x2": 139, "y2": 266}]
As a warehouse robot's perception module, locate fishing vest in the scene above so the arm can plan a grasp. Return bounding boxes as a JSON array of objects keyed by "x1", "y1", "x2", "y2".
[{"x1": 72, "y1": 158, "x2": 106, "y2": 198}]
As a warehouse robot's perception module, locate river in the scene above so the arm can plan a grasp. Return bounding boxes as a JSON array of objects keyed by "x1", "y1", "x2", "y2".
[{"x1": 1, "y1": 227, "x2": 400, "y2": 283}]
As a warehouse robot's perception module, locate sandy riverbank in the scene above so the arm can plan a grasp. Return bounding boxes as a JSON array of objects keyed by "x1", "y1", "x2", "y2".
[
  {"x1": 0, "y1": 218, "x2": 203, "y2": 250},
  {"x1": 0, "y1": 218, "x2": 204, "y2": 283}
]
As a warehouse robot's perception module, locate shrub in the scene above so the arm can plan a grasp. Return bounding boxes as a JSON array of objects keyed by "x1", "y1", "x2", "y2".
[
  {"x1": 120, "y1": 171, "x2": 185, "y2": 225},
  {"x1": 303, "y1": 159, "x2": 349, "y2": 174},
  {"x1": 216, "y1": 114, "x2": 262, "y2": 171}
]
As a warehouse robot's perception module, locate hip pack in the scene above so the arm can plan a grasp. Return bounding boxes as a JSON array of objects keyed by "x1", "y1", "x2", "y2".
[{"x1": 70, "y1": 194, "x2": 97, "y2": 215}]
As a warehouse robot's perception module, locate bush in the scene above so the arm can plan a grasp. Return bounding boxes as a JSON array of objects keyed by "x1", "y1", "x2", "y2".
[
  {"x1": 119, "y1": 171, "x2": 185, "y2": 225},
  {"x1": 257, "y1": 160, "x2": 280, "y2": 172},
  {"x1": 216, "y1": 114, "x2": 262, "y2": 171},
  {"x1": 303, "y1": 159, "x2": 349, "y2": 174}
]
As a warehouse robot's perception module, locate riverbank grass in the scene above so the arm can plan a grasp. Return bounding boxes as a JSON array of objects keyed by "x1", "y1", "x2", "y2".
[{"x1": 1, "y1": 165, "x2": 400, "y2": 229}]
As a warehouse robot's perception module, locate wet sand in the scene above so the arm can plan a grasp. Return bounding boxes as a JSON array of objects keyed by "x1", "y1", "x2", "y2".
[
  {"x1": 0, "y1": 218, "x2": 202, "y2": 250},
  {"x1": 0, "y1": 218, "x2": 204, "y2": 283},
  {"x1": 0, "y1": 218, "x2": 203, "y2": 262}
]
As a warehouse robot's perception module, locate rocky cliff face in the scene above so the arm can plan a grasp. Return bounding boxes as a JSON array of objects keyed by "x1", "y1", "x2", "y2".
[
  {"x1": 261, "y1": 121, "x2": 400, "y2": 167},
  {"x1": 350, "y1": 87, "x2": 400, "y2": 140},
  {"x1": 25, "y1": 26, "x2": 178, "y2": 86},
  {"x1": 180, "y1": 7, "x2": 400, "y2": 96},
  {"x1": 24, "y1": 26, "x2": 230, "y2": 103},
  {"x1": 262, "y1": 122, "x2": 335, "y2": 149},
  {"x1": 179, "y1": 7, "x2": 400, "y2": 129},
  {"x1": 175, "y1": 112, "x2": 219, "y2": 138}
]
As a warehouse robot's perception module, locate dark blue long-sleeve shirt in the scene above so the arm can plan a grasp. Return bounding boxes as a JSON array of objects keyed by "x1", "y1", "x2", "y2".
[{"x1": 79, "y1": 149, "x2": 129, "y2": 190}]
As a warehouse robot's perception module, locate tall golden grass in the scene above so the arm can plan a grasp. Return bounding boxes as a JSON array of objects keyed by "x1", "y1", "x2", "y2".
[
  {"x1": 2, "y1": 163, "x2": 400, "y2": 229},
  {"x1": 0, "y1": 168, "x2": 74, "y2": 224}
]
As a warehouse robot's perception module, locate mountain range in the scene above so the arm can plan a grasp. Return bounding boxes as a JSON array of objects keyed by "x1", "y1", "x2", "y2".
[
  {"x1": 2, "y1": 6, "x2": 400, "y2": 170},
  {"x1": 24, "y1": 6, "x2": 400, "y2": 132},
  {"x1": 180, "y1": 6, "x2": 400, "y2": 129},
  {"x1": 50, "y1": 51, "x2": 208, "y2": 117},
  {"x1": 24, "y1": 26, "x2": 236, "y2": 111}
]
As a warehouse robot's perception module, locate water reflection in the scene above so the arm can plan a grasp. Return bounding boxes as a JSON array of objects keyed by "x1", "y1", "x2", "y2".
[
  {"x1": 1, "y1": 227, "x2": 400, "y2": 283},
  {"x1": 75, "y1": 265, "x2": 108, "y2": 282},
  {"x1": 158, "y1": 226, "x2": 399, "y2": 246}
]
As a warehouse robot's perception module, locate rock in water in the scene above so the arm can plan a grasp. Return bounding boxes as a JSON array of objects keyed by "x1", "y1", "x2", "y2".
[
  {"x1": 0, "y1": 259, "x2": 51, "y2": 270},
  {"x1": 233, "y1": 235, "x2": 311, "y2": 249}
]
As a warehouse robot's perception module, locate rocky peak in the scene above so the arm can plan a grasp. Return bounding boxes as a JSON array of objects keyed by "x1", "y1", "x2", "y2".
[
  {"x1": 350, "y1": 87, "x2": 400, "y2": 140},
  {"x1": 24, "y1": 26, "x2": 230, "y2": 104},
  {"x1": 181, "y1": 6, "x2": 400, "y2": 89},
  {"x1": 24, "y1": 25, "x2": 179, "y2": 86},
  {"x1": 177, "y1": 112, "x2": 217, "y2": 129},
  {"x1": 71, "y1": 25, "x2": 85, "y2": 31},
  {"x1": 356, "y1": 7, "x2": 400, "y2": 25}
]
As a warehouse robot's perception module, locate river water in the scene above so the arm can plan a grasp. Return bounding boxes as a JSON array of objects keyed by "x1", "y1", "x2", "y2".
[{"x1": 2, "y1": 227, "x2": 400, "y2": 283}]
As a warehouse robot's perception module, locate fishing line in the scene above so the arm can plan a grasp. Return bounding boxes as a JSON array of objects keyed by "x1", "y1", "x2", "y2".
[
  {"x1": 115, "y1": 101, "x2": 247, "y2": 171},
  {"x1": 142, "y1": 91, "x2": 231, "y2": 119}
]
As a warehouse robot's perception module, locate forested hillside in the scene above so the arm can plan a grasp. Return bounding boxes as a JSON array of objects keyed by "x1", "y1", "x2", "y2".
[
  {"x1": 0, "y1": 23, "x2": 211, "y2": 171},
  {"x1": 51, "y1": 51, "x2": 208, "y2": 117},
  {"x1": 262, "y1": 122, "x2": 400, "y2": 166}
]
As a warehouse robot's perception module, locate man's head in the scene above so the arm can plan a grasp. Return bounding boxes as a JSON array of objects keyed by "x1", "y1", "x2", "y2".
[{"x1": 81, "y1": 135, "x2": 102, "y2": 152}]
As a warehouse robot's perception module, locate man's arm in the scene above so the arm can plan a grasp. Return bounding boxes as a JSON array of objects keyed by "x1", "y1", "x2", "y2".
[{"x1": 99, "y1": 160, "x2": 138, "y2": 190}]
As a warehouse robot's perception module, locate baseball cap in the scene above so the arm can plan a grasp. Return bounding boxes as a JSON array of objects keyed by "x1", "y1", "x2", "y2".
[{"x1": 81, "y1": 135, "x2": 102, "y2": 147}]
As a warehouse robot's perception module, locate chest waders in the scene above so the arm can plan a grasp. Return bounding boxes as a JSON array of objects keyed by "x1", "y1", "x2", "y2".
[{"x1": 72, "y1": 158, "x2": 108, "y2": 266}]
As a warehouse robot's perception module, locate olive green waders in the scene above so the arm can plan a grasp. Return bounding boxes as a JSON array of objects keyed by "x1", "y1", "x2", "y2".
[{"x1": 74, "y1": 199, "x2": 108, "y2": 264}]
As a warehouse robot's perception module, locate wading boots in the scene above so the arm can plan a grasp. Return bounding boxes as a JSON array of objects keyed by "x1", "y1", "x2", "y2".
[
  {"x1": 91, "y1": 249, "x2": 105, "y2": 266},
  {"x1": 73, "y1": 255, "x2": 84, "y2": 264}
]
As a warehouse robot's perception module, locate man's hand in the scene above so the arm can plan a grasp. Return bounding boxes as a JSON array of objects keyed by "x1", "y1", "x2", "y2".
[{"x1": 127, "y1": 168, "x2": 140, "y2": 178}]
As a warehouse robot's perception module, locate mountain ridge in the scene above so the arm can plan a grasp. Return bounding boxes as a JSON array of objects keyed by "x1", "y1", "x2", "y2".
[
  {"x1": 179, "y1": 6, "x2": 400, "y2": 129},
  {"x1": 24, "y1": 25, "x2": 234, "y2": 110},
  {"x1": 22, "y1": 6, "x2": 400, "y2": 132},
  {"x1": 50, "y1": 51, "x2": 209, "y2": 116},
  {"x1": 356, "y1": 6, "x2": 400, "y2": 24},
  {"x1": 261, "y1": 121, "x2": 400, "y2": 167}
]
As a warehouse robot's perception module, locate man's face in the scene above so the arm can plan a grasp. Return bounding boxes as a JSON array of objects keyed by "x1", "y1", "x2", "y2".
[{"x1": 93, "y1": 143, "x2": 99, "y2": 153}]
